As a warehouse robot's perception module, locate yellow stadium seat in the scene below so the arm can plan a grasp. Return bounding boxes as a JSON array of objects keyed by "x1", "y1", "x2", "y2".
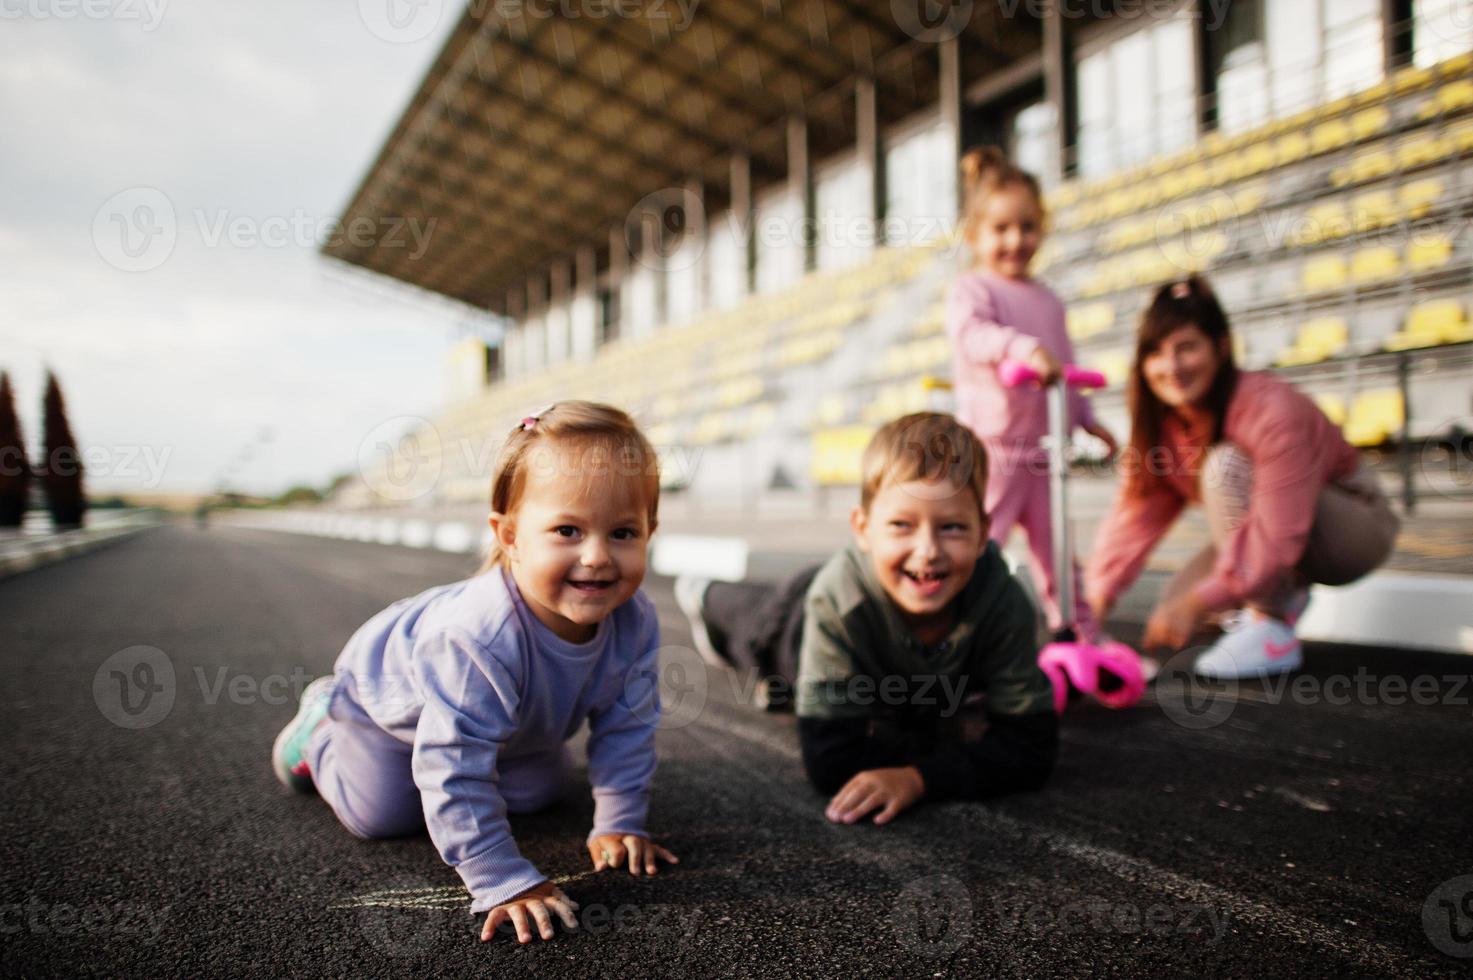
[
  {"x1": 1355, "y1": 78, "x2": 1395, "y2": 107},
  {"x1": 1351, "y1": 107, "x2": 1390, "y2": 140},
  {"x1": 1351, "y1": 190, "x2": 1397, "y2": 231},
  {"x1": 1396, "y1": 134, "x2": 1446, "y2": 171},
  {"x1": 921, "y1": 336, "x2": 951, "y2": 371},
  {"x1": 1407, "y1": 234, "x2": 1454, "y2": 272},
  {"x1": 1311, "y1": 118, "x2": 1352, "y2": 154},
  {"x1": 1393, "y1": 64, "x2": 1436, "y2": 95},
  {"x1": 1093, "y1": 351, "x2": 1133, "y2": 388},
  {"x1": 881, "y1": 343, "x2": 911, "y2": 376},
  {"x1": 1297, "y1": 202, "x2": 1350, "y2": 245},
  {"x1": 1350, "y1": 246, "x2": 1400, "y2": 284},
  {"x1": 1302, "y1": 254, "x2": 1349, "y2": 293},
  {"x1": 860, "y1": 385, "x2": 902, "y2": 424},
  {"x1": 1342, "y1": 389, "x2": 1405, "y2": 447},
  {"x1": 1421, "y1": 79, "x2": 1473, "y2": 118},
  {"x1": 1313, "y1": 393, "x2": 1347, "y2": 427},
  {"x1": 780, "y1": 330, "x2": 843, "y2": 368},
  {"x1": 1233, "y1": 184, "x2": 1266, "y2": 215},
  {"x1": 1243, "y1": 141, "x2": 1277, "y2": 176},
  {"x1": 1067, "y1": 302, "x2": 1115, "y2": 341},
  {"x1": 718, "y1": 377, "x2": 764, "y2": 408},
  {"x1": 1332, "y1": 148, "x2": 1395, "y2": 186},
  {"x1": 1278, "y1": 317, "x2": 1349, "y2": 366},
  {"x1": 1276, "y1": 130, "x2": 1311, "y2": 165},
  {"x1": 1399, "y1": 177, "x2": 1446, "y2": 219},
  {"x1": 814, "y1": 394, "x2": 846, "y2": 427},
  {"x1": 690, "y1": 411, "x2": 732, "y2": 446},
  {"x1": 913, "y1": 304, "x2": 945, "y2": 336},
  {"x1": 1386, "y1": 300, "x2": 1469, "y2": 349}
]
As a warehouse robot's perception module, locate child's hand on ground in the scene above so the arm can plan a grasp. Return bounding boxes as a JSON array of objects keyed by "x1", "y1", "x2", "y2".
[
  {"x1": 588, "y1": 833, "x2": 680, "y2": 876},
  {"x1": 480, "y1": 881, "x2": 579, "y2": 944},
  {"x1": 1026, "y1": 346, "x2": 1062, "y2": 386},
  {"x1": 1083, "y1": 420, "x2": 1119, "y2": 461},
  {"x1": 825, "y1": 766, "x2": 924, "y2": 825}
]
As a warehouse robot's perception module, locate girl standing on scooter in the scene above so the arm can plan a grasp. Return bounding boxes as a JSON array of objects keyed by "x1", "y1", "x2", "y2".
[{"x1": 945, "y1": 146, "x2": 1118, "y2": 642}]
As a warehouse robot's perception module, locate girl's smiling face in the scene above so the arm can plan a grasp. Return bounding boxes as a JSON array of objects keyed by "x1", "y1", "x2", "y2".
[
  {"x1": 968, "y1": 183, "x2": 1043, "y2": 280},
  {"x1": 491, "y1": 443, "x2": 653, "y2": 644},
  {"x1": 1140, "y1": 323, "x2": 1228, "y2": 411},
  {"x1": 851, "y1": 478, "x2": 989, "y2": 641}
]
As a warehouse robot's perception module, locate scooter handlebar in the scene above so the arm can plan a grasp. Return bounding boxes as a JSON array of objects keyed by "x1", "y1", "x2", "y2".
[{"x1": 998, "y1": 359, "x2": 1108, "y2": 390}]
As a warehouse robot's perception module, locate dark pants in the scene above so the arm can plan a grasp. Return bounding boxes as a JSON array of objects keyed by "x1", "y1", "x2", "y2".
[{"x1": 701, "y1": 564, "x2": 821, "y2": 690}]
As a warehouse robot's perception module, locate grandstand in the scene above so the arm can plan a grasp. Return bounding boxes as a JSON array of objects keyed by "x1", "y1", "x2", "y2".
[{"x1": 322, "y1": 0, "x2": 1473, "y2": 512}]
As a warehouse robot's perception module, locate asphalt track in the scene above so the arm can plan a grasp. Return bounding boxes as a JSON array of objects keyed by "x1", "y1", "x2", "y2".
[{"x1": 2, "y1": 522, "x2": 1471, "y2": 978}]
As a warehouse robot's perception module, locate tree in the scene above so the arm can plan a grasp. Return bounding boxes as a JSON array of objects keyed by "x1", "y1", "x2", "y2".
[
  {"x1": 274, "y1": 485, "x2": 322, "y2": 506},
  {"x1": 38, "y1": 371, "x2": 86, "y2": 529},
  {"x1": 0, "y1": 372, "x2": 28, "y2": 528}
]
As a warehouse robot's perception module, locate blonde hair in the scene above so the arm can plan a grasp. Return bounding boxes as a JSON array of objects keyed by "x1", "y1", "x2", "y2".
[
  {"x1": 476, "y1": 401, "x2": 661, "y2": 574},
  {"x1": 958, "y1": 145, "x2": 1046, "y2": 246},
  {"x1": 859, "y1": 412, "x2": 989, "y2": 517}
]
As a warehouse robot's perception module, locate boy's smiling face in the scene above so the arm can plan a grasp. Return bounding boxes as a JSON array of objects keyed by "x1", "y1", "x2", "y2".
[{"x1": 850, "y1": 477, "x2": 990, "y2": 640}]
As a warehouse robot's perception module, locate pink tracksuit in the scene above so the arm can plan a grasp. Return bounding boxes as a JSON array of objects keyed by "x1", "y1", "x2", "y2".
[{"x1": 945, "y1": 269, "x2": 1100, "y2": 639}]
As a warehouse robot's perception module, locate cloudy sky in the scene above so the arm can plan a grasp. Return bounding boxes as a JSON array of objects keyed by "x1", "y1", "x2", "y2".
[{"x1": 1, "y1": 0, "x2": 472, "y2": 496}]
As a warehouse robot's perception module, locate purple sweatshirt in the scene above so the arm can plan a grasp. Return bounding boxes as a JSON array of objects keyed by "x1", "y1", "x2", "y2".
[
  {"x1": 331, "y1": 565, "x2": 661, "y2": 912},
  {"x1": 946, "y1": 269, "x2": 1098, "y2": 456}
]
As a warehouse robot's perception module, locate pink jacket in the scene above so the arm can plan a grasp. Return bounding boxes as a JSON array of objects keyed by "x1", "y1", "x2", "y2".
[
  {"x1": 946, "y1": 270, "x2": 1098, "y2": 456},
  {"x1": 1085, "y1": 371, "x2": 1360, "y2": 612}
]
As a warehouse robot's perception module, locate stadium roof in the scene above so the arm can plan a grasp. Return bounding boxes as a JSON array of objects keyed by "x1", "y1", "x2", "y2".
[{"x1": 324, "y1": 1, "x2": 1040, "y2": 315}]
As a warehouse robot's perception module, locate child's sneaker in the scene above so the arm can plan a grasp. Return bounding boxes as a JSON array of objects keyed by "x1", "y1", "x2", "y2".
[
  {"x1": 673, "y1": 576, "x2": 730, "y2": 669},
  {"x1": 272, "y1": 674, "x2": 336, "y2": 792},
  {"x1": 1192, "y1": 611, "x2": 1302, "y2": 679}
]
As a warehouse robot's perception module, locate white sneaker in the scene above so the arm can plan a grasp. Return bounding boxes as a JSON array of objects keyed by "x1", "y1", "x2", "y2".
[
  {"x1": 1192, "y1": 611, "x2": 1302, "y2": 679},
  {"x1": 672, "y1": 576, "x2": 728, "y2": 669}
]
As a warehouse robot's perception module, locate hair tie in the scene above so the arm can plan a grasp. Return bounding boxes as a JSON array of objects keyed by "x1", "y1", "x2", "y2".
[
  {"x1": 519, "y1": 402, "x2": 556, "y2": 431},
  {"x1": 1171, "y1": 281, "x2": 1192, "y2": 299}
]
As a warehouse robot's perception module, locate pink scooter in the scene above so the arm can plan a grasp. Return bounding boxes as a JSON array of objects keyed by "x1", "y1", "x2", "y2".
[{"x1": 997, "y1": 358, "x2": 1147, "y2": 713}]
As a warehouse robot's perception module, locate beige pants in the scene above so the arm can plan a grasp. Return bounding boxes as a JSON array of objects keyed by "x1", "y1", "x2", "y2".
[{"x1": 1159, "y1": 443, "x2": 1401, "y2": 619}]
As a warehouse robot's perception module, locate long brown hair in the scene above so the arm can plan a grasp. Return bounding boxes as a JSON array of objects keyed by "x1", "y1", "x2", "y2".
[
  {"x1": 477, "y1": 401, "x2": 661, "y2": 574},
  {"x1": 958, "y1": 145, "x2": 1046, "y2": 250},
  {"x1": 1125, "y1": 275, "x2": 1239, "y2": 497}
]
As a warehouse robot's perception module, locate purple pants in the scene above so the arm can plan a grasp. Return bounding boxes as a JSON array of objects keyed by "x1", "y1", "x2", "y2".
[{"x1": 306, "y1": 677, "x2": 570, "y2": 840}]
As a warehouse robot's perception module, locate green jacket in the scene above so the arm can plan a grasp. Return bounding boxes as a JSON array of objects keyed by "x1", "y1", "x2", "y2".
[
  {"x1": 794, "y1": 540, "x2": 1058, "y2": 801},
  {"x1": 797, "y1": 540, "x2": 1053, "y2": 721}
]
